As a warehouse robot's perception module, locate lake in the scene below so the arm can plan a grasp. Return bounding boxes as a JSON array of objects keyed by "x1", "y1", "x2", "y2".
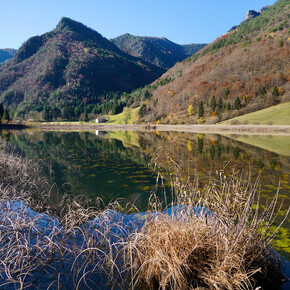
[{"x1": 1, "y1": 129, "x2": 289, "y2": 288}]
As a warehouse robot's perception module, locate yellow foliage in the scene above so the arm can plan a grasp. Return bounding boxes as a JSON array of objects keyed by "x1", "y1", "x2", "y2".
[
  {"x1": 187, "y1": 141, "x2": 193, "y2": 152},
  {"x1": 144, "y1": 100, "x2": 148, "y2": 105},
  {"x1": 188, "y1": 105, "x2": 194, "y2": 116},
  {"x1": 156, "y1": 120, "x2": 161, "y2": 125},
  {"x1": 197, "y1": 117, "x2": 205, "y2": 124},
  {"x1": 278, "y1": 87, "x2": 284, "y2": 95},
  {"x1": 84, "y1": 48, "x2": 89, "y2": 53}
]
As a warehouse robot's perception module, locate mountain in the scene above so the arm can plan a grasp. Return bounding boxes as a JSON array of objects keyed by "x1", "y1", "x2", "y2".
[
  {"x1": 0, "y1": 49, "x2": 17, "y2": 64},
  {"x1": 111, "y1": 34, "x2": 207, "y2": 69},
  {"x1": 138, "y1": 0, "x2": 289, "y2": 124},
  {"x1": 229, "y1": 5, "x2": 271, "y2": 32},
  {"x1": 0, "y1": 17, "x2": 164, "y2": 115},
  {"x1": 243, "y1": 10, "x2": 261, "y2": 22}
]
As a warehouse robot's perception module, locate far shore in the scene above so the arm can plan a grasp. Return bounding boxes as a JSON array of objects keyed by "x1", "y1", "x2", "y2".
[{"x1": 21, "y1": 122, "x2": 290, "y2": 135}]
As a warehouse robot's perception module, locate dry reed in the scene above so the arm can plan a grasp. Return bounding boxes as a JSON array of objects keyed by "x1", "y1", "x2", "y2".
[{"x1": 0, "y1": 139, "x2": 288, "y2": 289}]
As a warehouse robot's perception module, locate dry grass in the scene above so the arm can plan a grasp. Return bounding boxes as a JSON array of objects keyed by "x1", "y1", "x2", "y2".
[
  {"x1": 123, "y1": 156, "x2": 289, "y2": 289},
  {"x1": 0, "y1": 139, "x2": 288, "y2": 289}
]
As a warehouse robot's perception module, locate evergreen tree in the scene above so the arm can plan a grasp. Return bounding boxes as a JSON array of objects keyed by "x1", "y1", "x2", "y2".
[
  {"x1": 42, "y1": 107, "x2": 51, "y2": 121},
  {"x1": 234, "y1": 96, "x2": 241, "y2": 110},
  {"x1": 3, "y1": 108, "x2": 10, "y2": 121},
  {"x1": 227, "y1": 102, "x2": 231, "y2": 111},
  {"x1": 272, "y1": 86, "x2": 280, "y2": 105},
  {"x1": 83, "y1": 110, "x2": 89, "y2": 122},
  {"x1": 260, "y1": 86, "x2": 267, "y2": 98},
  {"x1": 0, "y1": 103, "x2": 4, "y2": 120},
  {"x1": 217, "y1": 97, "x2": 223, "y2": 112},
  {"x1": 51, "y1": 107, "x2": 61, "y2": 120},
  {"x1": 224, "y1": 87, "x2": 230, "y2": 99},
  {"x1": 62, "y1": 106, "x2": 74, "y2": 120},
  {"x1": 198, "y1": 101, "x2": 204, "y2": 118},
  {"x1": 210, "y1": 95, "x2": 216, "y2": 112},
  {"x1": 272, "y1": 86, "x2": 279, "y2": 97}
]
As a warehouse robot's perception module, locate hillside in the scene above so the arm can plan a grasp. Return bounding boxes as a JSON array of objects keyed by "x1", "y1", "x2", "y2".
[
  {"x1": 138, "y1": 0, "x2": 289, "y2": 124},
  {"x1": 111, "y1": 34, "x2": 206, "y2": 69},
  {"x1": 0, "y1": 49, "x2": 17, "y2": 64},
  {"x1": 0, "y1": 17, "x2": 164, "y2": 117}
]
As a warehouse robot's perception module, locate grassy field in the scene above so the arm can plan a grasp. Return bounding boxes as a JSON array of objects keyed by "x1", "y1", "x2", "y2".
[
  {"x1": 220, "y1": 102, "x2": 290, "y2": 125},
  {"x1": 106, "y1": 107, "x2": 140, "y2": 124}
]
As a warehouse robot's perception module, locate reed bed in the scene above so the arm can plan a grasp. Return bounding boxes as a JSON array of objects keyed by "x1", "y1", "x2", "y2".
[{"x1": 0, "y1": 139, "x2": 288, "y2": 289}]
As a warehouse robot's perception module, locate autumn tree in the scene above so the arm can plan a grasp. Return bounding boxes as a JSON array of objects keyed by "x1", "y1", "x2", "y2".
[{"x1": 188, "y1": 105, "x2": 194, "y2": 116}]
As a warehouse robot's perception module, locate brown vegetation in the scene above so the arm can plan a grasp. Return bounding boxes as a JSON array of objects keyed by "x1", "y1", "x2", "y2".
[{"x1": 141, "y1": 0, "x2": 289, "y2": 124}]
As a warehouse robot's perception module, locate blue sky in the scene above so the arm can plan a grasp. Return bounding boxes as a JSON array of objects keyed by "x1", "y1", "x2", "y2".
[{"x1": 1, "y1": 0, "x2": 277, "y2": 49}]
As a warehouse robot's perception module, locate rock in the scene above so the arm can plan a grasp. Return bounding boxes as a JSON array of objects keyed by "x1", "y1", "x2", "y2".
[{"x1": 243, "y1": 10, "x2": 260, "y2": 22}]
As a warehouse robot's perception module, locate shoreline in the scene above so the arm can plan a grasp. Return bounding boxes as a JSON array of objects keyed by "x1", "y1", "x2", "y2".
[{"x1": 30, "y1": 123, "x2": 290, "y2": 135}]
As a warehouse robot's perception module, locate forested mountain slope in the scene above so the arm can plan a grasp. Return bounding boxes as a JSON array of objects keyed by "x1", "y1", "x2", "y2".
[
  {"x1": 139, "y1": 0, "x2": 289, "y2": 124},
  {"x1": 0, "y1": 17, "x2": 164, "y2": 116}
]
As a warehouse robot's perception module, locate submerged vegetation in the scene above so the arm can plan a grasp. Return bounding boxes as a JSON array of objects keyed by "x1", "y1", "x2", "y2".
[{"x1": 0, "y1": 137, "x2": 289, "y2": 289}]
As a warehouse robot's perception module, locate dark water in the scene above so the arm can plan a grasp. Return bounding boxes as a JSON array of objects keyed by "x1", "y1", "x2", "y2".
[{"x1": 1, "y1": 129, "x2": 289, "y2": 286}]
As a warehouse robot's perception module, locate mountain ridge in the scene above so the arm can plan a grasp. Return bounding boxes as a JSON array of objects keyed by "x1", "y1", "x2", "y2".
[
  {"x1": 111, "y1": 33, "x2": 207, "y2": 69},
  {"x1": 0, "y1": 49, "x2": 17, "y2": 64},
  {"x1": 0, "y1": 17, "x2": 164, "y2": 117}
]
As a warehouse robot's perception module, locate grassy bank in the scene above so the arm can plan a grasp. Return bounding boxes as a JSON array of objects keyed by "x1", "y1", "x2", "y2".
[
  {"x1": 0, "y1": 138, "x2": 288, "y2": 289},
  {"x1": 221, "y1": 102, "x2": 290, "y2": 125}
]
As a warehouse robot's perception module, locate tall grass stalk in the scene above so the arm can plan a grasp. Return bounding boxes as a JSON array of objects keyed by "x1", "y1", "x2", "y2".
[{"x1": 0, "y1": 139, "x2": 288, "y2": 289}]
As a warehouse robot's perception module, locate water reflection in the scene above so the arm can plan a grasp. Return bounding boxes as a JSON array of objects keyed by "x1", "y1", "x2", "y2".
[{"x1": 1, "y1": 129, "x2": 289, "y2": 258}]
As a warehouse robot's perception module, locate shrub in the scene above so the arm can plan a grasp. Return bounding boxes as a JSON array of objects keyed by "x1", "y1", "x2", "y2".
[
  {"x1": 188, "y1": 105, "x2": 194, "y2": 116},
  {"x1": 197, "y1": 117, "x2": 205, "y2": 124}
]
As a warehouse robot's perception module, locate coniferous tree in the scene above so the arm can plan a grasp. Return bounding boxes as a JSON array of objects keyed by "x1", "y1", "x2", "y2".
[
  {"x1": 83, "y1": 110, "x2": 89, "y2": 122},
  {"x1": 260, "y1": 86, "x2": 267, "y2": 98},
  {"x1": 234, "y1": 96, "x2": 241, "y2": 110},
  {"x1": 224, "y1": 87, "x2": 230, "y2": 99},
  {"x1": 51, "y1": 107, "x2": 61, "y2": 120},
  {"x1": 42, "y1": 107, "x2": 51, "y2": 121},
  {"x1": 210, "y1": 95, "x2": 216, "y2": 112},
  {"x1": 0, "y1": 103, "x2": 4, "y2": 122},
  {"x1": 3, "y1": 108, "x2": 10, "y2": 121},
  {"x1": 217, "y1": 97, "x2": 223, "y2": 112},
  {"x1": 198, "y1": 101, "x2": 204, "y2": 118}
]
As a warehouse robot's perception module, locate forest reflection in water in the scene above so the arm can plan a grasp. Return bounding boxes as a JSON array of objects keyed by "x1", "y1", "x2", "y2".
[{"x1": 1, "y1": 129, "x2": 289, "y2": 259}]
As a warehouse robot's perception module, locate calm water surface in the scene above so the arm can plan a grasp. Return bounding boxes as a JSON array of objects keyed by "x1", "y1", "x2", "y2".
[{"x1": 1, "y1": 129, "x2": 290, "y2": 263}]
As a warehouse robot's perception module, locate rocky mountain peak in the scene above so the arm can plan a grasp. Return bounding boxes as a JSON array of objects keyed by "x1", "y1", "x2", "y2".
[
  {"x1": 243, "y1": 10, "x2": 260, "y2": 22},
  {"x1": 259, "y1": 5, "x2": 271, "y2": 13}
]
